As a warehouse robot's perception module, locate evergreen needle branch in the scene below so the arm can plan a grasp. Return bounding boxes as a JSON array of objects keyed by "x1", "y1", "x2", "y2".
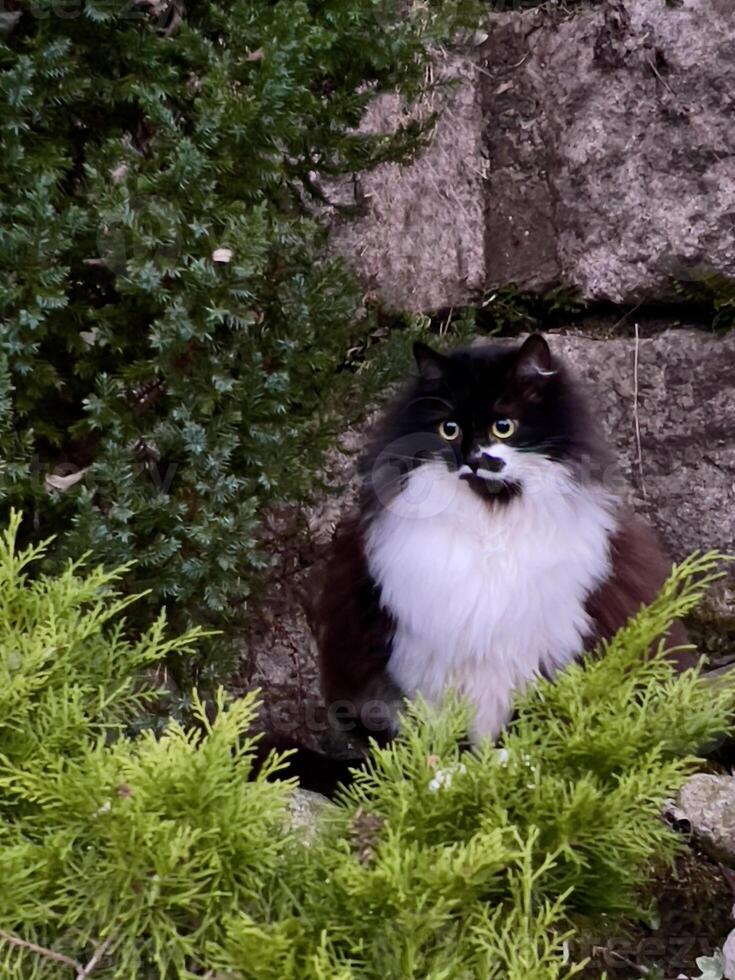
[
  {"x1": 0, "y1": 0, "x2": 481, "y2": 679},
  {"x1": 0, "y1": 928, "x2": 85, "y2": 975}
]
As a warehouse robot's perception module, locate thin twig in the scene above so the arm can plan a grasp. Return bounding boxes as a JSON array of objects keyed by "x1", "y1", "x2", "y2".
[
  {"x1": 592, "y1": 946, "x2": 654, "y2": 976},
  {"x1": 79, "y1": 934, "x2": 116, "y2": 978},
  {"x1": 0, "y1": 928, "x2": 84, "y2": 975},
  {"x1": 0, "y1": 928, "x2": 114, "y2": 979},
  {"x1": 507, "y1": 52, "x2": 530, "y2": 71},
  {"x1": 632, "y1": 322, "x2": 647, "y2": 499},
  {"x1": 647, "y1": 56, "x2": 676, "y2": 98},
  {"x1": 610, "y1": 298, "x2": 645, "y2": 332},
  {"x1": 469, "y1": 60, "x2": 495, "y2": 80}
]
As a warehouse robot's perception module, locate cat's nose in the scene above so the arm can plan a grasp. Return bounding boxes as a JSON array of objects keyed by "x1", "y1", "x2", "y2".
[
  {"x1": 467, "y1": 452, "x2": 506, "y2": 473},
  {"x1": 482, "y1": 453, "x2": 506, "y2": 473}
]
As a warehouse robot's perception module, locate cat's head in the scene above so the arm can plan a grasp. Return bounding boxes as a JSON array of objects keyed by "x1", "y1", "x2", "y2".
[{"x1": 361, "y1": 334, "x2": 609, "y2": 515}]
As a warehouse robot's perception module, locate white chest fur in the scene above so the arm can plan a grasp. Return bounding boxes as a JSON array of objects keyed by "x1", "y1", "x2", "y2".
[{"x1": 364, "y1": 458, "x2": 617, "y2": 742}]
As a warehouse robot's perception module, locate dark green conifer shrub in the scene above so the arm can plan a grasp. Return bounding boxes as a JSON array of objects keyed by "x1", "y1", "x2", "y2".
[
  {"x1": 0, "y1": 0, "x2": 479, "y2": 669},
  {"x1": 0, "y1": 512, "x2": 731, "y2": 978}
]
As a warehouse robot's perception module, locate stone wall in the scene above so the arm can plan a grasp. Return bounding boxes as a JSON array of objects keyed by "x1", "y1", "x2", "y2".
[{"x1": 330, "y1": 0, "x2": 735, "y2": 311}]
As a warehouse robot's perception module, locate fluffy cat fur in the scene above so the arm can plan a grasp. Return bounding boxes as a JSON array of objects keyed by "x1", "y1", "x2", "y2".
[{"x1": 314, "y1": 334, "x2": 691, "y2": 748}]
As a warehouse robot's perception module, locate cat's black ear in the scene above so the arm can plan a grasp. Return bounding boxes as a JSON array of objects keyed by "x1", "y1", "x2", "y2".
[
  {"x1": 413, "y1": 341, "x2": 448, "y2": 382},
  {"x1": 512, "y1": 334, "x2": 556, "y2": 398}
]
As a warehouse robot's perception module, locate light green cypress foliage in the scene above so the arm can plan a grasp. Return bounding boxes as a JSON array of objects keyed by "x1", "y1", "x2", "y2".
[
  {"x1": 210, "y1": 554, "x2": 733, "y2": 980},
  {"x1": 0, "y1": 514, "x2": 731, "y2": 978},
  {"x1": 0, "y1": 511, "x2": 293, "y2": 977}
]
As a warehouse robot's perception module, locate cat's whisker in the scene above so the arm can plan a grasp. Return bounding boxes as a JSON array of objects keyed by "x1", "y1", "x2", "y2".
[
  {"x1": 365, "y1": 466, "x2": 450, "y2": 496},
  {"x1": 370, "y1": 452, "x2": 456, "y2": 467}
]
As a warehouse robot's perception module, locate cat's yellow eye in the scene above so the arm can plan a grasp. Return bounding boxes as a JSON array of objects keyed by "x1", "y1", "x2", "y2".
[
  {"x1": 438, "y1": 420, "x2": 461, "y2": 442},
  {"x1": 491, "y1": 419, "x2": 516, "y2": 440}
]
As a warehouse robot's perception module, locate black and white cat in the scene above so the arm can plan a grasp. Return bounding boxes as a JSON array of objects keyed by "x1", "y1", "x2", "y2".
[{"x1": 315, "y1": 334, "x2": 689, "y2": 747}]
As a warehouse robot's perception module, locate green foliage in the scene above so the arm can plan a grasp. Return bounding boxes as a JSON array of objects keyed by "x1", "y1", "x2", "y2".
[
  {"x1": 0, "y1": 511, "x2": 210, "y2": 782},
  {"x1": 338, "y1": 309, "x2": 480, "y2": 421},
  {"x1": 673, "y1": 273, "x2": 735, "y2": 331},
  {"x1": 0, "y1": 0, "x2": 480, "y2": 671},
  {"x1": 477, "y1": 283, "x2": 587, "y2": 335},
  {"x1": 0, "y1": 515, "x2": 731, "y2": 978},
  {"x1": 0, "y1": 511, "x2": 293, "y2": 977}
]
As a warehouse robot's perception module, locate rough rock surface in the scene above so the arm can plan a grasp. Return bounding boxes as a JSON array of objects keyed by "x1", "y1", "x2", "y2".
[
  {"x1": 236, "y1": 327, "x2": 735, "y2": 748},
  {"x1": 330, "y1": 0, "x2": 735, "y2": 309},
  {"x1": 287, "y1": 789, "x2": 336, "y2": 844},
  {"x1": 672, "y1": 774, "x2": 735, "y2": 867},
  {"x1": 329, "y1": 48, "x2": 487, "y2": 313},
  {"x1": 550, "y1": 329, "x2": 735, "y2": 560},
  {"x1": 233, "y1": 434, "x2": 365, "y2": 754}
]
